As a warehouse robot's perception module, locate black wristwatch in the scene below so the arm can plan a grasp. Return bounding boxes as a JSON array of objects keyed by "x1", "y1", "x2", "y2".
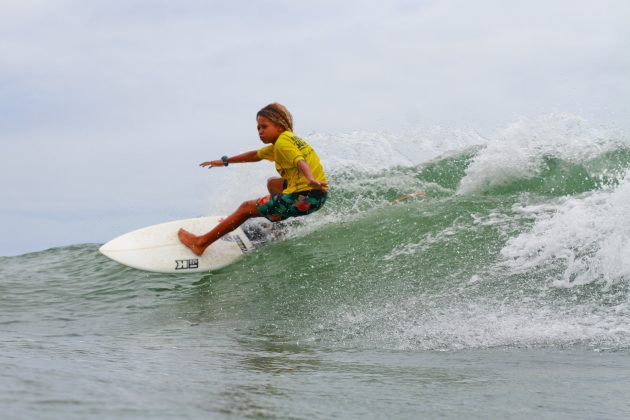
[{"x1": 221, "y1": 155, "x2": 229, "y2": 166}]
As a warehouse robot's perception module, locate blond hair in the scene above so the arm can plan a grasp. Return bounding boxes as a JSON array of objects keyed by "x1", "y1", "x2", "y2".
[{"x1": 257, "y1": 103, "x2": 293, "y2": 132}]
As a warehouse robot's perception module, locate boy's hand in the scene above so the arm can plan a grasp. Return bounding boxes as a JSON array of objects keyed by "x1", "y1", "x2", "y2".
[
  {"x1": 200, "y1": 160, "x2": 224, "y2": 168},
  {"x1": 308, "y1": 179, "x2": 329, "y2": 192}
]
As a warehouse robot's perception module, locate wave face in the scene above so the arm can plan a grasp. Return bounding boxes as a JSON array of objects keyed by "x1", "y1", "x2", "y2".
[{"x1": 3, "y1": 113, "x2": 630, "y2": 352}]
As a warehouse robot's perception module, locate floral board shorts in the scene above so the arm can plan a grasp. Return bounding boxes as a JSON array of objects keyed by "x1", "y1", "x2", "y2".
[{"x1": 256, "y1": 190, "x2": 327, "y2": 222}]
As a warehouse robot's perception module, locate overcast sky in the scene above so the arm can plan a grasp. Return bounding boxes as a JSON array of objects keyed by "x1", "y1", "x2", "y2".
[{"x1": 1, "y1": 0, "x2": 629, "y2": 255}]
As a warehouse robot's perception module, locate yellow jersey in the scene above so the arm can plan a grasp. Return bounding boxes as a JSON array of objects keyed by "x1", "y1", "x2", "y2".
[{"x1": 257, "y1": 131, "x2": 327, "y2": 194}]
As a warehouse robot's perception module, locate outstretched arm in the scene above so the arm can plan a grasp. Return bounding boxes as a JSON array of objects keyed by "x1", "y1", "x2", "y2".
[
  {"x1": 297, "y1": 160, "x2": 329, "y2": 192},
  {"x1": 200, "y1": 150, "x2": 262, "y2": 168}
]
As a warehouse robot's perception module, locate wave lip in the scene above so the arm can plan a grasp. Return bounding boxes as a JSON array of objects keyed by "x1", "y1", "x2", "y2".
[{"x1": 457, "y1": 113, "x2": 627, "y2": 195}]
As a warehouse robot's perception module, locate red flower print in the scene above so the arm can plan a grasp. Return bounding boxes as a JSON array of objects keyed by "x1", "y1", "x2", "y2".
[
  {"x1": 293, "y1": 197, "x2": 311, "y2": 212},
  {"x1": 257, "y1": 195, "x2": 271, "y2": 206}
]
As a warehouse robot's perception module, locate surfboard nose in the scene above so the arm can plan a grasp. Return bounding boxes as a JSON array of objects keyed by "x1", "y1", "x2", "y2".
[{"x1": 98, "y1": 242, "x2": 112, "y2": 257}]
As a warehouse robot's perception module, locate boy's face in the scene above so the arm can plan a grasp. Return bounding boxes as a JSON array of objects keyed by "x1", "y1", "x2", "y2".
[{"x1": 257, "y1": 116, "x2": 285, "y2": 143}]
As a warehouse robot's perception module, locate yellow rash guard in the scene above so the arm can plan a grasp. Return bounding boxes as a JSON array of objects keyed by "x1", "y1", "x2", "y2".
[{"x1": 257, "y1": 131, "x2": 327, "y2": 194}]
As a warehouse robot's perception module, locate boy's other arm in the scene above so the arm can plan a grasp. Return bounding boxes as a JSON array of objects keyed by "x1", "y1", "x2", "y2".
[
  {"x1": 200, "y1": 150, "x2": 262, "y2": 168},
  {"x1": 297, "y1": 160, "x2": 329, "y2": 192}
]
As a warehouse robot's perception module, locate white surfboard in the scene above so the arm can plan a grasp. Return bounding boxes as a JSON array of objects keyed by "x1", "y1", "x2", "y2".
[{"x1": 99, "y1": 216, "x2": 259, "y2": 273}]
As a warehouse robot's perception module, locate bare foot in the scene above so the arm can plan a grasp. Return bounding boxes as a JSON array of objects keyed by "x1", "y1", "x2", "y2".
[
  {"x1": 392, "y1": 191, "x2": 427, "y2": 203},
  {"x1": 178, "y1": 228, "x2": 206, "y2": 256}
]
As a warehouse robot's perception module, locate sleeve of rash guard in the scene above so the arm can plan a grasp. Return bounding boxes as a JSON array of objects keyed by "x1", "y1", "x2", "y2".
[{"x1": 256, "y1": 145, "x2": 275, "y2": 161}]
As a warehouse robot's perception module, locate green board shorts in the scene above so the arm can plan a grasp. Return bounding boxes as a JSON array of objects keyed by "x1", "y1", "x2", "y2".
[{"x1": 256, "y1": 190, "x2": 328, "y2": 222}]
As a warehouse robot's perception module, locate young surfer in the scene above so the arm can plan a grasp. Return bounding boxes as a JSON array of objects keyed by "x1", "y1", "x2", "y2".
[{"x1": 178, "y1": 103, "x2": 328, "y2": 256}]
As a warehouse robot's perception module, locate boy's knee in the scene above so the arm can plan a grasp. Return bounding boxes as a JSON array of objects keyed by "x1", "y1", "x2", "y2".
[
  {"x1": 238, "y1": 200, "x2": 258, "y2": 215},
  {"x1": 267, "y1": 177, "x2": 284, "y2": 194}
]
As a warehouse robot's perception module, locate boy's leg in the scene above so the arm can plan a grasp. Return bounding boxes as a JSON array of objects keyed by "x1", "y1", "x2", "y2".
[{"x1": 178, "y1": 200, "x2": 261, "y2": 256}]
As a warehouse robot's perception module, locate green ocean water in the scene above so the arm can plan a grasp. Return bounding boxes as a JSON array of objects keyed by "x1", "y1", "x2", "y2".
[{"x1": 2, "y1": 117, "x2": 630, "y2": 418}]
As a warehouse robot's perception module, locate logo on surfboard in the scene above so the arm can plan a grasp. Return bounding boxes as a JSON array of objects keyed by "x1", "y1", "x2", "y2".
[
  {"x1": 175, "y1": 259, "x2": 199, "y2": 270},
  {"x1": 220, "y1": 233, "x2": 249, "y2": 253}
]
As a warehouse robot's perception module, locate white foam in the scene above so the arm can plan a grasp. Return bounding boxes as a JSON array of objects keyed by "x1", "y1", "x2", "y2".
[
  {"x1": 314, "y1": 295, "x2": 630, "y2": 351},
  {"x1": 501, "y1": 171, "x2": 630, "y2": 288}
]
